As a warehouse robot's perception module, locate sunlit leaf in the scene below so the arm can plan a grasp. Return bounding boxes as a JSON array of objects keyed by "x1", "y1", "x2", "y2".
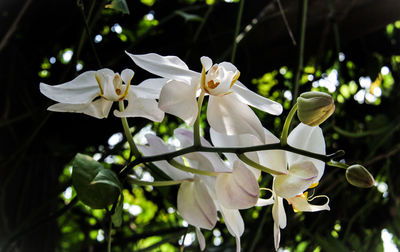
[{"x1": 72, "y1": 154, "x2": 121, "y2": 209}]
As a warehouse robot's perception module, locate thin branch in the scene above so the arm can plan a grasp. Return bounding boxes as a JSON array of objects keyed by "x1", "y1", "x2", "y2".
[
  {"x1": 231, "y1": 0, "x2": 245, "y2": 63},
  {"x1": 0, "y1": 0, "x2": 33, "y2": 52},
  {"x1": 120, "y1": 142, "x2": 344, "y2": 177},
  {"x1": 276, "y1": 0, "x2": 296, "y2": 45},
  {"x1": 365, "y1": 144, "x2": 400, "y2": 166},
  {"x1": 292, "y1": 0, "x2": 308, "y2": 106},
  {"x1": 78, "y1": 0, "x2": 102, "y2": 68}
]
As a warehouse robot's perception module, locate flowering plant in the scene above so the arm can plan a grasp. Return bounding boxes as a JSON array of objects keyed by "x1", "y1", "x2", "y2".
[{"x1": 40, "y1": 52, "x2": 375, "y2": 251}]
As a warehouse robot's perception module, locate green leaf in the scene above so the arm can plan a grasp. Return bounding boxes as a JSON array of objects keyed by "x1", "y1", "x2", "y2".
[
  {"x1": 105, "y1": 0, "x2": 130, "y2": 14},
  {"x1": 90, "y1": 169, "x2": 122, "y2": 189},
  {"x1": 112, "y1": 194, "x2": 124, "y2": 227},
  {"x1": 72, "y1": 154, "x2": 121, "y2": 209}
]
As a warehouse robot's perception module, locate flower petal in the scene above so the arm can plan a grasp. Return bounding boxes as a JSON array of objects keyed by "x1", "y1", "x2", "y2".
[
  {"x1": 177, "y1": 180, "x2": 217, "y2": 230},
  {"x1": 138, "y1": 134, "x2": 192, "y2": 180},
  {"x1": 216, "y1": 160, "x2": 259, "y2": 209},
  {"x1": 287, "y1": 123, "x2": 325, "y2": 181},
  {"x1": 137, "y1": 78, "x2": 168, "y2": 98},
  {"x1": 288, "y1": 195, "x2": 330, "y2": 212},
  {"x1": 207, "y1": 94, "x2": 265, "y2": 142},
  {"x1": 209, "y1": 128, "x2": 261, "y2": 178},
  {"x1": 219, "y1": 205, "x2": 244, "y2": 238},
  {"x1": 257, "y1": 149, "x2": 288, "y2": 175},
  {"x1": 195, "y1": 227, "x2": 206, "y2": 251},
  {"x1": 114, "y1": 91, "x2": 164, "y2": 122},
  {"x1": 219, "y1": 206, "x2": 244, "y2": 252},
  {"x1": 120, "y1": 69, "x2": 134, "y2": 85},
  {"x1": 232, "y1": 81, "x2": 283, "y2": 115},
  {"x1": 174, "y1": 128, "x2": 231, "y2": 173},
  {"x1": 126, "y1": 52, "x2": 198, "y2": 82},
  {"x1": 274, "y1": 223, "x2": 281, "y2": 251},
  {"x1": 272, "y1": 196, "x2": 286, "y2": 229},
  {"x1": 47, "y1": 99, "x2": 113, "y2": 119},
  {"x1": 40, "y1": 71, "x2": 99, "y2": 104},
  {"x1": 200, "y1": 56, "x2": 212, "y2": 71},
  {"x1": 274, "y1": 161, "x2": 318, "y2": 199},
  {"x1": 159, "y1": 80, "x2": 198, "y2": 126}
]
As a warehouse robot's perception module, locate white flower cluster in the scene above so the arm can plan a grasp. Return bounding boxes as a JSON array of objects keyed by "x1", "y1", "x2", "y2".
[{"x1": 40, "y1": 52, "x2": 330, "y2": 251}]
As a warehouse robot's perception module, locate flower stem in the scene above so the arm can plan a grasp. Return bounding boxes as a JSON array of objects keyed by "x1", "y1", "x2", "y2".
[
  {"x1": 127, "y1": 175, "x2": 190, "y2": 186},
  {"x1": 238, "y1": 153, "x2": 287, "y2": 176},
  {"x1": 193, "y1": 90, "x2": 205, "y2": 146},
  {"x1": 280, "y1": 102, "x2": 298, "y2": 145},
  {"x1": 168, "y1": 159, "x2": 220, "y2": 177},
  {"x1": 327, "y1": 160, "x2": 349, "y2": 169},
  {"x1": 118, "y1": 101, "x2": 141, "y2": 159},
  {"x1": 292, "y1": 0, "x2": 308, "y2": 105},
  {"x1": 120, "y1": 144, "x2": 345, "y2": 177},
  {"x1": 231, "y1": 0, "x2": 245, "y2": 64}
]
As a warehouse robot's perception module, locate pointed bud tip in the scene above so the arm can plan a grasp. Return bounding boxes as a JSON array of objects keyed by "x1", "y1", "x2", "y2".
[
  {"x1": 297, "y1": 91, "x2": 335, "y2": 126},
  {"x1": 345, "y1": 164, "x2": 375, "y2": 188}
]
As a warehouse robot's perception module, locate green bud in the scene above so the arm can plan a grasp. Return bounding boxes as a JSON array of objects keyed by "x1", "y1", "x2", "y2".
[
  {"x1": 297, "y1": 91, "x2": 335, "y2": 126},
  {"x1": 345, "y1": 164, "x2": 375, "y2": 188}
]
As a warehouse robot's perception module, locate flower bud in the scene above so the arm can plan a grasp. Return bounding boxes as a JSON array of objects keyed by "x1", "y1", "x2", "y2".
[
  {"x1": 345, "y1": 165, "x2": 375, "y2": 188},
  {"x1": 297, "y1": 91, "x2": 335, "y2": 126}
]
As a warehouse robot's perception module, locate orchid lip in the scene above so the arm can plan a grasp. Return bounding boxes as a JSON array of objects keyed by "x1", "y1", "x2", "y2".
[{"x1": 95, "y1": 72, "x2": 132, "y2": 101}]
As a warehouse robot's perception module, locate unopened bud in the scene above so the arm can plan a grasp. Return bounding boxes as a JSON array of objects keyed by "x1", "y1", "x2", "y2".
[
  {"x1": 345, "y1": 165, "x2": 375, "y2": 188},
  {"x1": 297, "y1": 91, "x2": 335, "y2": 126}
]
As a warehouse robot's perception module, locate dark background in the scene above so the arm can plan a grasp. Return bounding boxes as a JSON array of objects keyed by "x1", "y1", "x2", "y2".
[{"x1": 1, "y1": 0, "x2": 400, "y2": 251}]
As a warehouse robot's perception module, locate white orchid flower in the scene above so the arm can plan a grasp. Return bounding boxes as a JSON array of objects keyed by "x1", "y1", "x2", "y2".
[
  {"x1": 255, "y1": 123, "x2": 329, "y2": 250},
  {"x1": 126, "y1": 52, "x2": 283, "y2": 141},
  {"x1": 40, "y1": 68, "x2": 165, "y2": 121},
  {"x1": 211, "y1": 122, "x2": 329, "y2": 250},
  {"x1": 139, "y1": 130, "x2": 257, "y2": 251}
]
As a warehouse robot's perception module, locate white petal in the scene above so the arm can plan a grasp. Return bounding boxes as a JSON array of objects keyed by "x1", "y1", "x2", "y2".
[
  {"x1": 287, "y1": 123, "x2": 325, "y2": 181},
  {"x1": 272, "y1": 196, "x2": 286, "y2": 229},
  {"x1": 174, "y1": 128, "x2": 231, "y2": 173},
  {"x1": 216, "y1": 160, "x2": 259, "y2": 209},
  {"x1": 219, "y1": 205, "x2": 244, "y2": 237},
  {"x1": 274, "y1": 223, "x2": 281, "y2": 251},
  {"x1": 256, "y1": 188, "x2": 274, "y2": 206},
  {"x1": 257, "y1": 149, "x2": 288, "y2": 175},
  {"x1": 207, "y1": 95, "x2": 265, "y2": 142},
  {"x1": 272, "y1": 196, "x2": 286, "y2": 250},
  {"x1": 137, "y1": 78, "x2": 168, "y2": 97},
  {"x1": 129, "y1": 85, "x2": 161, "y2": 99},
  {"x1": 219, "y1": 62, "x2": 237, "y2": 72},
  {"x1": 177, "y1": 180, "x2": 217, "y2": 230},
  {"x1": 288, "y1": 195, "x2": 330, "y2": 212},
  {"x1": 200, "y1": 56, "x2": 212, "y2": 71},
  {"x1": 256, "y1": 197, "x2": 275, "y2": 207},
  {"x1": 40, "y1": 71, "x2": 99, "y2": 104},
  {"x1": 195, "y1": 228, "x2": 206, "y2": 251},
  {"x1": 274, "y1": 161, "x2": 318, "y2": 199},
  {"x1": 139, "y1": 134, "x2": 192, "y2": 180},
  {"x1": 120, "y1": 69, "x2": 134, "y2": 84},
  {"x1": 233, "y1": 81, "x2": 283, "y2": 115},
  {"x1": 185, "y1": 151, "x2": 231, "y2": 174},
  {"x1": 235, "y1": 237, "x2": 241, "y2": 252},
  {"x1": 209, "y1": 129, "x2": 261, "y2": 178},
  {"x1": 114, "y1": 91, "x2": 164, "y2": 122},
  {"x1": 159, "y1": 80, "x2": 198, "y2": 126},
  {"x1": 47, "y1": 99, "x2": 113, "y2": 119},
  {"x1": 126, "y1": 52, "x2": 198, "y2": 82}
]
